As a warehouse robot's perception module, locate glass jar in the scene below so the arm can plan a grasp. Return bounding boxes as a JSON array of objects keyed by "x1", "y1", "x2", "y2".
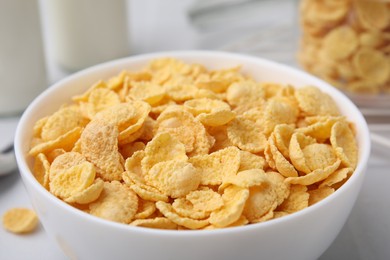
[
  {"x1": 0, "y1": 0, "x2": 47, "y2": 116},
  {"x1": 43, "y1": 0, "x2": 130, "y2": 72},
  {"x1": 298, "y1": 0, "x2": 390, "y2": 107}
]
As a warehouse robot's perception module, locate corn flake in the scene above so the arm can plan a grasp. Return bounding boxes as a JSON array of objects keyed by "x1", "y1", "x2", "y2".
[
  {"x1": 33, "y1": 153, "x2": 50, "y2": 190},
  {"x1": 2, "y1": 208, "x2": 39, "y2": 234},
  {"x1": 156, "y1": 201, "x2": 209, "y2": 229},
  {"x1": 320, "y1": 167, "x2": 353, "y2": 188},
  {"x1": 41, "y1": 106, "x2": 88, "y2": 142},
  {"x1": 50, "y1": 161, "x2": 96, "y2": 200},
  {"x1": 131, "y1": 217, "x2": 177, "y2": 230},
  {"x1": 146, "y1": 160, "x2": 200, "y2": 198},
  {"x1": 330, "y1": 121, "x2": 358, "y2": 169},
  {"x1": 142, "y1": 133, "x2": 187, "y2": 172},
  {"x1": 209, "y1": 185, "x2": 249, "y2": 228},
  {"x1": 277, "y1": 185, "x2": 309, "y2": 214},
  {"x1": 134, "y1": 200, "x2": 157, "y2": 219},
  {"x1": 308, "y1": 186, "x2": 335, "y2": 206},
  {"x1": 80, "y1": 120, "x2": 124, "y2": 181},
  {"x1": 285, "y1": 159, "x2": 341, "y2": 186},
  {"x1": 227, "y1": 116, "x2": 267, "y2": 153},
  {"x1": 65, "y1": 178, "x2": 104, "y2": 204},
  {"x1": 189, "y1": 146, "x2": 240, "y2": 186},
  {"x1": 171, "y1": 198, "x2": 211, "y2": 220},
  {"x1": 186, "y1": 188, "x2": 224, "y2": 212},
  {"x1": 128, "y1": 81, "x2": 165, "y2": 105},
  {"x1": 295, "y1": 86, "x2": 340, "y2": 116},
  {"x1": 89, "y1": 181, "x2": 138, "y2": 224}
]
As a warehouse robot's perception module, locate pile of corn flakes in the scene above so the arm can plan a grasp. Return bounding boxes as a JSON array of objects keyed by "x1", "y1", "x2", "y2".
[
  {"x1": 28, "y1": 58, "x2": 358, "y2": 230},
  {"x1": 299, "y1": 0, "x2": 390, "y2": 94}
]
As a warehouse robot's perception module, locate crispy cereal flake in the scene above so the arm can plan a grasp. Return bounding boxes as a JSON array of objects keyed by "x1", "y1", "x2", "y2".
[{"x1": 2, "y1": 208, "x2": 39, "y2": 234}]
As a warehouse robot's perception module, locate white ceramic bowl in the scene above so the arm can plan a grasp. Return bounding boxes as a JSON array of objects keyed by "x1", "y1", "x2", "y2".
[{"x1": 15, "y1": 51, "x2": 370, "y2": 260}]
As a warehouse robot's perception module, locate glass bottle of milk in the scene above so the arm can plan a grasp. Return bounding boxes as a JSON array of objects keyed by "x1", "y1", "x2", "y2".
[
  {"x1": 43, "y1": 0, "x2": 130, "y2": 72},
  {"x1": 0, "y1": 0, "x2": 47, "y2": 116}
]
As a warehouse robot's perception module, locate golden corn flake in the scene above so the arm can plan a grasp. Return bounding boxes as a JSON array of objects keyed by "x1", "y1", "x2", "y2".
[
  {"x1": 171, "y1": 198, "x2": 211, "y2": 220},
  {"x1": 289, "y1": 132, "x2": 317, "y2": 174},
  {"x1": 220, "y1": 169, "x2": 268, "y2": 192},
  {"x1": 262, "y1": 98, "x2": 299, "y2": 135},
  {"x1": 120, "y1": 141, "x2": 146, "y2": 159},
  {"x1": 302, "y1": 143, "x2": 338, "y2": 171},
  {"x1": 124, "y1": 150, "x2": 145, "y2": 179},
  {"x1": 243, "y1": 180, "x2": 278, "y2": 223},
  {"x1": 322, "y1": 25, "x2": 358, "y2": 60},
  {"x1": 227, "y1": 116, "x2": 267, "y2": 153},
  {"x1": 265, "y1": 171, "x2": 290, "y2": 206},
  {"x1": 47, "y1": 148, "x2": 67, "y2": 163},
  {"x1": 277, "y1": 185, "x2": 309, "y2": 214},
  {"x1": 49, "y1": 152, "x2": 86, "y2": 181},
  {"x1": 142, "y1": 132, "x2": 187, "y2": 172},
  {"x1": 238, "y1": 150, "x2": 266, "y2": 171},
  {"x1": 207, "y1": 125, "x2": 233, "y2": 152},
  {"x1": 130, "y1": 183, "x2": 169, "y2": 203},
  {"x1": 197, "y1": 110, "x2": 236, "y2": 127},
  {"x1": 320, "y1": 167, "x2": 353, "y2": 188},
  {"x1": 50, "y1": 161, "x2": 96, "y2": 200},
  {"x1": 80, "y1": 120, "x2": 124, "y2": 181},
  {"x1": 156, "y1": 201, "x2": 209, "y2": 229},
  {"x1": 184, "y1": 98, "x2": 230, "y2": 116},
  {"x1": 80, "y1": 88, "x2": 121, "y2": 119},
  {"x1": 209, "y1": 185, "x2": 249, "y2": 228},
  {"x1": 29, "y1": 127, "x2": 83, "y2": 156},
  {"x1": 308, "y1": 186, "x2": 335, "y2": 206},
  {"x1": 273, "y1": 124, "x2": 295, "y2": 159},
  {"x1": 138, "y1": 117, "x2": 156, "y2": 142},
  {"x1": 65, "y1": 178, "x2": 104, "y2": 204},
  {"x1": 2, "y1": 208, "x2": 39, "y2": 234},
  {"x1": 301, "y1": 0, "x2": 349, "y2": 25},
  {"x1": 41, "y1": 106, "x2": 88, "y2": 142},
  {"x1": 155, "y1": 107, "x2": 198, "y2": 152},
  {"x1": 297, "y1": 116, "x2": 344, "y2": 141},
  {"x1": 285, "y1": 159, "x2": 341, "y2": 186},
  {"x1": 33, "y1": 116, "x2": 48, "y2": 138},
  {"x1": 130, "y1": 217, "x2": 177, "y2": 230},
  {"x1": 189, "y1": 146, "x2": 240, "y2": 186},
  {"x1": 295, "y1": 86, "x2": 340, "y2": 116},
  {"x1": 33, "y1": 153, "x2": 50, "y2": 190},
  {"x1": 128, "y1": 81, "x2": 165, "y2": 105},
  {"x1": 330, "y1": 121, "x2": 358, "y2": 169},
  {"x1": 92, "y1": 103, "x2": 136, "y2": 132},
  {"x1": 268, "y1": 135, "x2": 298, "y2": 178},
  {"x1": 89, "y1": 181, "x2": 138, "y2": 224},
  {"x1": 226, "y1": 80, "x2": 265, "y2": 107},
  {"x1": 186, "y1": 188, "x2": 224, "y2": 212},
  {"x1": 352, "y1": 47, "x2": 390, "y2": 85},
  {"x1": 165, "y1": 84, "x2": 199, "y2": 102},
  {"x1": 146, "y1": 160, "x2": 200, "y2": 198},
  {"x1": 134, "y1": 200, "x2": 157, "y2": 219},
  {"x1": 355, "y1": 0, "x2": 390, "y2": 30},
  {"x1": 28, "y1": 57, "x2": 359, "y2": 231},
  {"x1": 118, "y1": 101, "x2": 151, "y2": 144}
]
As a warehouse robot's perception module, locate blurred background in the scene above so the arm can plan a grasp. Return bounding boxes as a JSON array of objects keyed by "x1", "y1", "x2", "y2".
[{"x1": 42, "y1": 0, "x2": 299, "y2": 83}]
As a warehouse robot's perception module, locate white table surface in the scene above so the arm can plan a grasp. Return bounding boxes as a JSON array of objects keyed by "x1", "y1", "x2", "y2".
[{"x1": 1, "y1": 0, "x2": 390, "y2": 259}]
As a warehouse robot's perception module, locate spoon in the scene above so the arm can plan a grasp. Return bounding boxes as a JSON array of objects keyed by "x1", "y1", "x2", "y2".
[{"x1": 0, "y1": 143, "x2": 17, "y2": 176}]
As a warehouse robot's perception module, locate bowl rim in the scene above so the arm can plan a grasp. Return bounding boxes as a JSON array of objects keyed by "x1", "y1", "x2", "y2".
[{"x1": 14, "y1": 50, "x2": 371, "y2": 237}]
